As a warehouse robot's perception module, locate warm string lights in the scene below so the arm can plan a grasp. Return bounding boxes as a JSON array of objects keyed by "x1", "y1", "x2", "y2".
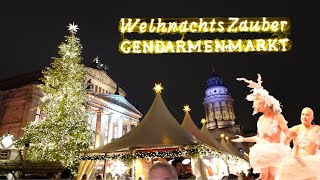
[
  {"x1": 119, "y1": 39, "x2": 290, "y2": 54},
  {"x1": 80, "y1": 144, "x2": 248, "y2": 166},
  {"x1": 119, "y1": 17, "x2": 290, "y2": 34},
  {"x1": 18, "y1": 23, "x2": 93, "y2": 172},
  {"x1": 119, "y1": 17, "x2": 291, "y2": 54}
]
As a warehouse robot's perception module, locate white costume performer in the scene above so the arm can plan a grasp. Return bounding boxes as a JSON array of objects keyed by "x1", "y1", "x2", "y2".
[
  {"x1": 278, "y1": 127, "x2": 320, "y2": 180},
  {"x1": 236, "y1": 74, "x2": 291, "y2": 174},
  {"x1": 249, "y1": 117, "x2": 291, "y2": 174}
]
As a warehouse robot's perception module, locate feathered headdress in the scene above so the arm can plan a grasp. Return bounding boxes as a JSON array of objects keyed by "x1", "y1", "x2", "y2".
[{"x1": 236, "y1": 74, "x2": 282, "y2": 115}]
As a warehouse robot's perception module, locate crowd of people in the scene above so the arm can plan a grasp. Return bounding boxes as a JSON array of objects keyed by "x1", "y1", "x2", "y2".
[
  {"x1": 147, "y1": 160, "x2": 258, "y2": 180},
  {"x1": 148, "y1": 159, "x2": 196, "y2": 180}
]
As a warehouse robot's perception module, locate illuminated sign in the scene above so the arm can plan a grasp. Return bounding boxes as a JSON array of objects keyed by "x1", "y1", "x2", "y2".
[{"x1": 118, "y1": 17, "x2": 291, "y2": 54}]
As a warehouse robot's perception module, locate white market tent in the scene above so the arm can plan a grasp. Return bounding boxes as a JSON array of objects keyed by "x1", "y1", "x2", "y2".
[
  {"x1": 200, "y1": 125, "x2": 244, "y2": 160},
  {"x1": 181, "y1": 110, "x2": 231, "y2": 152},
  {"x1": 82, "y1": 92, "x2": 199, "y2": 154},
  {"x1": 79, "y1": 88, "x2": 238, "y2": 179}
]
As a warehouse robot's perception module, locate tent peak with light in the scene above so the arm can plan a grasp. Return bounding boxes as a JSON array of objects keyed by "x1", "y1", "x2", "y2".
[{"x1": 81, "y1": 84, "x2": 199, "y2": 154}]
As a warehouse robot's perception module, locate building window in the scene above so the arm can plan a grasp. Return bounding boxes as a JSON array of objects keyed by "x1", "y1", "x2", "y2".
[
  {"x1": 0, "y1": 150, "x2": 10, "y2": 159},
  {"x1": 94, "y1": 85, "x2": 98, "y2": 93}
]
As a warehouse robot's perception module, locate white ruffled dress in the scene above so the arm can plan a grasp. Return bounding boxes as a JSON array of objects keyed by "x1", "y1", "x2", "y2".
[{"x1": 249, "y1": 118, "x2": 291, "y2": 174}]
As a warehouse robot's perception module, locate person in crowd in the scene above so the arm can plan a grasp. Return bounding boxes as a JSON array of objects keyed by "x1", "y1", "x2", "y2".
[
  {"x1": 81, "y1": 173, "x2": 87, "y2": 180},
  {"x1": 238, "y1": 171, "x2": 246, "y2": 180},
  {"x1": 60, "y1": 169, "x2": 73, "y2": 179},
  {"x1": 171, "y1": 159, "x2": 185, "y2": 179},
  {"x1": 148, "y1": 161, "x2": 178, "y2": 180},
  {"x1": 96, "y1": 174, "x2": 102, "y2": 180}
]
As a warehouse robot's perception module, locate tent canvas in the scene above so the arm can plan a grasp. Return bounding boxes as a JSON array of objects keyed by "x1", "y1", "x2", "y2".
[
  {"x1": 200, "y1": 125, "x2": 245, "y2": 160},
  {"x1": 181, "y1": 111, "x2": 227, "y2": 153},
  {"x1": 82, "y1": 93, "x2": 199, "y2": 154}
]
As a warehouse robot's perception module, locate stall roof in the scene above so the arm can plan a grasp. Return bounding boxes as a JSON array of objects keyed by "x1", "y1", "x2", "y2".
[{"x1": 0, "y1": 160, "x2": 64, "y2": 173}]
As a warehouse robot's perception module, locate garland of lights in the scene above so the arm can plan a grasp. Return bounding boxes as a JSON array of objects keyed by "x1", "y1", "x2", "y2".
[{"x1": 80, "y1": 144, "x2": 247, "y2": 166}]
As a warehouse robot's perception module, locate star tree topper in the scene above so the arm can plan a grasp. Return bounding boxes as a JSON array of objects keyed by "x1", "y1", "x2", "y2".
[{"x1": 67, "y1": 22, "x2": 79, "y2": 34}]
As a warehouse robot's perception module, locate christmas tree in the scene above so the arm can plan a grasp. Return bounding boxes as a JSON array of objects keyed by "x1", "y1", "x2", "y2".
[{"x1": 19, "y1": 22, "x2": 93, "y2": 171}]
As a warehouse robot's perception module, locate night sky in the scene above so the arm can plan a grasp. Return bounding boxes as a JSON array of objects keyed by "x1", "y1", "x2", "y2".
[{"x1": 0, "y1": 1, "x2": 318, "y2": 131}]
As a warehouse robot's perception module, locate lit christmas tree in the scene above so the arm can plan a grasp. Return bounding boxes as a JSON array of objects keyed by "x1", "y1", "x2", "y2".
[{"x1": 19, "y1": 22, "x2": 93, "y2": 171}]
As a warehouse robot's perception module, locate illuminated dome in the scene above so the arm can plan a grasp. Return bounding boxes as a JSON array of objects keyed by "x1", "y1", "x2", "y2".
[
  {"x1": 203, "y1": 66, "x2": 236, "y2": 129},
  {"x1": 206, "y1": 72, "x2": 225, "y2": 88}
]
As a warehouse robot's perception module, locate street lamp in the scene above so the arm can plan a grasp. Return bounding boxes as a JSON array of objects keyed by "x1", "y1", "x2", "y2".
[{"x1": 0, "y1": 133, "x2": 14, "y2": 149}]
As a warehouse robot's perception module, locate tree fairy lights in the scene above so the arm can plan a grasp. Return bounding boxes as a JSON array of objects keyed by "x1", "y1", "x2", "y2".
[
  {"x1": 18, "y1": 22, "x2": 94, "y2": 172},
  {"x1": 119, "y1": 17, "x2": 291, "y2": 54}
]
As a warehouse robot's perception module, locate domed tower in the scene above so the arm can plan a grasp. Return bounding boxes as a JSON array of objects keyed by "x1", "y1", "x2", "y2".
[{"x1": 203, "y1": 66, "x2": 236, "y2": 130}]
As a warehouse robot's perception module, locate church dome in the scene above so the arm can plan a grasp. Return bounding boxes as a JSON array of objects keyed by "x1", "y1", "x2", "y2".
[
  {"x1": 206, "y1": 72, "x2": 225, "y2": 88},
  {"x1": 203, "y1": 66, "x2": 237, "y2": 130}
]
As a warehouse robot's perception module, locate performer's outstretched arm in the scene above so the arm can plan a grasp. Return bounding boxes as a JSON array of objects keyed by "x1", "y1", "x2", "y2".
[{"x1": 231, "y1": 135, "x2": 258, "y2": 143}]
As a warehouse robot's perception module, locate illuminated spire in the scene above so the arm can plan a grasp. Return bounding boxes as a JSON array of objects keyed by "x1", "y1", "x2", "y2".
[
  {"x1": 153, "y1": 83, "x2": 163, "y2": 94},
  {"x1": 183, "y1": 105, "x2": 191, "y2": 112},
  {"x1": 201, "y1": 118, "x2": 206, "y2": 125}
]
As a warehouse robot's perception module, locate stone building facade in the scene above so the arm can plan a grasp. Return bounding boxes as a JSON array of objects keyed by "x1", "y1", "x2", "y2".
[{"x1": 0, "y1": 66, "x2": 142, "y2": 148}]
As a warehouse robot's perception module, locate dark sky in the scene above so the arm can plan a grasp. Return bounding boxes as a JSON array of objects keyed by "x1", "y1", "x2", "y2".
[{"x1": 0, "y1": 1, "x2": 318, "y2": 131}]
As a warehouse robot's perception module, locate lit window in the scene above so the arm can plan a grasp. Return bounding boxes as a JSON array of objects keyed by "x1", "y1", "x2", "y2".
[{"x1": 0, "y1": 150, "x2": 10, "y2": 159}]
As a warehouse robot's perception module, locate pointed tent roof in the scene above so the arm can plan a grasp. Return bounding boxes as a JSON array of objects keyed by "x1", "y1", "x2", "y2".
[
  {"x1": 200, "y1": 125, "x2": 245, "y2": 160},
  {"x1": 83, "y1": 93, "x2": 199, "y2": 154},
  {"x1": 181, "y1": 111, "x2": 226, "y2": 152}
]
